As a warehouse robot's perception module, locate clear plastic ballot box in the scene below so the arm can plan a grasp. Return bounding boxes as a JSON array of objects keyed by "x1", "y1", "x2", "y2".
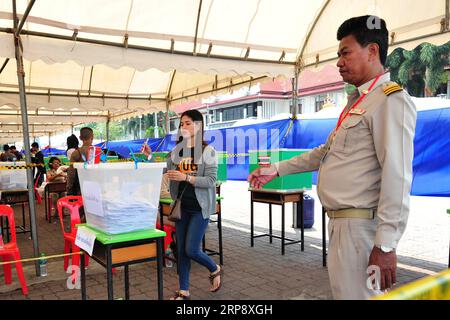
[
  {"x1": 0, "y1": 162, "x2": 27, "y2": 190},
  {"x1": 74, "y1": 162, "x2": 166, "y2": 234}
]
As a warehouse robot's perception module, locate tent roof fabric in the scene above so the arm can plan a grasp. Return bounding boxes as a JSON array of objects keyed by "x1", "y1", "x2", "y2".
[{"x1": 0, "y1": 0, "x2": 448, "y2": 139}]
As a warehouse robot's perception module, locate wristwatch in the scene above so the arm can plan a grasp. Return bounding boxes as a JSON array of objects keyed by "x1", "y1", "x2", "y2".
[{"x1": 379, "y1": 245, "x2": 394, "y2": 253}]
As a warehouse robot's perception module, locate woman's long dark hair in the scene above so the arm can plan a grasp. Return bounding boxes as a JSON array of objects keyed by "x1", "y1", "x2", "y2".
[
  {"x1": 67, "y1": 134, "x2": 79, "y2": 151},
  {"x1": 171, "y1": 109, "x2": 209, "y2": 164},
  {"x1": 176, "y1": 109, "x2": 208, "y2": 147}
]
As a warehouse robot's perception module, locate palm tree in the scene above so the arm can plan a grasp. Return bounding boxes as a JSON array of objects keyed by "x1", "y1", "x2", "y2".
[
  {"x1": 126, "y1": 118, "x2": 139, "y2": 140},
  {"x1": 387, "y1": 41, "x2": 450, "y2": 97}
]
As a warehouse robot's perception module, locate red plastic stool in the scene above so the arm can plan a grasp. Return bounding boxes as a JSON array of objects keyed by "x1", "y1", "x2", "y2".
[
  {"x1": 56, "y1": 196, "x2": 89, "y2": 276},
  {"x1": 156, "y1": 222, "x2": 175, "y2": 253},
  {"x1": 0, "y1": 205, "x2": 28, "y2": 296}
]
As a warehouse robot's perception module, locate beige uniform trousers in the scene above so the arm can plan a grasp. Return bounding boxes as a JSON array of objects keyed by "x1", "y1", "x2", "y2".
[{"x1": 327, "y1": 217, "x2": 383, "y2": 300}]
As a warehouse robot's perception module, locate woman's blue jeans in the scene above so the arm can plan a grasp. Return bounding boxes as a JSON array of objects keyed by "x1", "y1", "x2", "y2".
[{"x1": 175, "y1": 207, "x2": 217, "y2": 291}]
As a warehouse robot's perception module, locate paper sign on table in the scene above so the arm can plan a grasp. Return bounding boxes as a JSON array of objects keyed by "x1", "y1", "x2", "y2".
[
  {"x1": 82, "y1": 181, "x2": 104, "y2": 216},
  {"x1": 75, "y1": 227, "x2": 97, "y2": 256}
]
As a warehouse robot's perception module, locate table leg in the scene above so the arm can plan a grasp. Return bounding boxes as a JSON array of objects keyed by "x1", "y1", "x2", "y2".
[
  {"x1": 300, "y1": 196, "x2": 304, "y2": 252},
  {"x1": 5, "y1": 217, "x2": 10, "y2": 243},
  {"x1": 322, "y1": 207, "x2": 327, "y2": 267},
  {"x1": 159, "y1": 205, "x2": 164, "y2": 231},
  {"x1": 269, "y1": 204, "x2": 273, "y2": 243},
  {"x1": 80, "y1": 251, "x2": 86, "y2": 300},
  {"x1": 124, "y1": 265, "x2": 130, "y2": 300},
  {"x1": 21, "y1": 203, "x2": 26, "y2": 230},
  {"x1": 218, "y1": 210, "x2": 223, "y2": 265},
  {"x1": 250, "y1": 197, "x2": 254, "y2": 247},
  {"x1": 44, "y1": 190, "x2": 48, "y2": 221},
  {"x1": 0, "y1": 216, "x2": 4, "y2": 239},
  {"x1": 156, "y1": 238, "x2": 164, "y2": 300},
  {"x1": 281, "y1": 203, "x2": 285, "y2": 255},
  {"x1": 107, "y1": 249, "x2": 114, "y2": 300}
]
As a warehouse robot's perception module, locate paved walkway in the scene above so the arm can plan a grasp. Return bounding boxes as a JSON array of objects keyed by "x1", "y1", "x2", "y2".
[{"x1": 0, "y1": 181, "x2": 448, "y2": 300}]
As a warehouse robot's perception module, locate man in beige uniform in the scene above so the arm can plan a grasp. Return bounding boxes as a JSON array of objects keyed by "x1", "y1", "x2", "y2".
[{"x1": 248, "y1": 15, "x2": 416, "y2": 299}]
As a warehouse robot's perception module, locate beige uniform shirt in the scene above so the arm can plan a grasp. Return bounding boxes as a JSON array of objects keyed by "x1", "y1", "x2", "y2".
[{"x1": 274, "y1": 73, "x2": 417, "y2": 248}]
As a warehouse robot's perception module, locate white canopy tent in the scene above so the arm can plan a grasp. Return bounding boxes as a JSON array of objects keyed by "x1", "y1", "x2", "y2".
[
  {"x1": 0, "y1": 0, "x2": 448, "y2": 275},
  {"x1": 0, "y1": 0, "x2": 448, "y2": 131}
]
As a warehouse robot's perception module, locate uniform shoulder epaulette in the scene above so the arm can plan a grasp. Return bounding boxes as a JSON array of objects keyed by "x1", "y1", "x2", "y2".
[{"x1": 382, "y1": 82, "x2": 403, "y2": 96}]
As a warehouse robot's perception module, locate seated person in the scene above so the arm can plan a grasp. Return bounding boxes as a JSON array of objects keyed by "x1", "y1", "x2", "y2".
[
  {"x1": 9, "y1": 146, "x2": 22, "y2": 161},
  {"x1": 45, "y1": 157, "x2": 68, "y2": 217},
  {"x1": 0, "y1": 144, "x2": 15, "y2": 161},
  {"x1": 46, "y1": 157, "x2": 68, "y2": 183}
]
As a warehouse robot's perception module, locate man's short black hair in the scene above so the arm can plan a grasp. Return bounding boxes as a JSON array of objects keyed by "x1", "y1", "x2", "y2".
[
  {"x1": 337, "y1": 15, "x2": 388, "y2": 65},
  {"x1": 10, "y1": 145, "x2": 16, "y2": 150},
  {"x1": 31, "y1": 142, "x2": 39, "y2": 149},
  {"x1": 79, "y1": 127, "x2": 94, "y2": 141},
  {"x1": 3, "y1": 144, "x2": 9, "y2": 152}
]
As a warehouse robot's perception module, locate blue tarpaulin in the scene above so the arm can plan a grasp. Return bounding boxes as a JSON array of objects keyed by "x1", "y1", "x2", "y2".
[
  {"x1": 41, "y1": 148, "x2": 66, "y2": 156},
  {"x1": 92, "y1": 107, "x2": 450, "y2": 197},
  {"x1": 96, "y1": 138, "x2": 164, "y2": 158}
]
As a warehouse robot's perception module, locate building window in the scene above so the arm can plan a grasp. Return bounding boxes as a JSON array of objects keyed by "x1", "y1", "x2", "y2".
[
  {"x1": 222, "y1": 105, "x2": 245, "y2": 122},
  {"x1": 247, "y1": 103, "x2": 257, "y2": 117},
  {"x1": 315, "y1": 94, "x2": 327, "y2": 112}
]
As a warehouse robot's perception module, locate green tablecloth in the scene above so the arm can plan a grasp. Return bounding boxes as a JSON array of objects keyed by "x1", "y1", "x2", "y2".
[{"x1": 77, "y1": 224, "x2": 166, "y2": 245}]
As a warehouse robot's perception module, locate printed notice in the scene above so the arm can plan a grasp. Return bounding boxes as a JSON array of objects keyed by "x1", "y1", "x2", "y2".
[
  {"x1": 82, "y1": 181, "x2": 104, "y2": 216},
  {"x1": 75, "y1": 227, "x2": 96, "y2": 256}
]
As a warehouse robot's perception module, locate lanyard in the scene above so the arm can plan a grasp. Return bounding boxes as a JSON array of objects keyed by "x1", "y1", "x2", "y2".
[{"x1": 334, "y1": 74, "x2": 382, "y2": 134}]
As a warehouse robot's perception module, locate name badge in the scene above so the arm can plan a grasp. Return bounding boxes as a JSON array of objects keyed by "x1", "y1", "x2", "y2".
[{"x1": 349, "y1": 108, "x2": 366, "y2": 115}]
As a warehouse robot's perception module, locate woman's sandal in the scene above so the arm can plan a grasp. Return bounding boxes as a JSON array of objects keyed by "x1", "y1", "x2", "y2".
[
  {"x1": 170, "y1": 290, "x2": 191, "y2": 300},
  {"x1": 209, "y1": 265, "x2": 223, "y2": 292}
]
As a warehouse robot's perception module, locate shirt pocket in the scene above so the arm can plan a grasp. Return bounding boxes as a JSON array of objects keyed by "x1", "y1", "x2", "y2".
[{"x1": 332, "y1": 115, "x2": 364, "y2": 154}]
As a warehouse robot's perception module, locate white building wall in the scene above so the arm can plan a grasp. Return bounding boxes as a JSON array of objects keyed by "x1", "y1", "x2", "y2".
[{"x1": 260, "y1": 99, "x2": 290, "y2": 119}]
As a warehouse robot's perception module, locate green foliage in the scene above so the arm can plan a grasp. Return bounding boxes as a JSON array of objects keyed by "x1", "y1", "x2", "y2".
[{"x1": 386, "y1": 41, "x2": 449, "y2": 97}]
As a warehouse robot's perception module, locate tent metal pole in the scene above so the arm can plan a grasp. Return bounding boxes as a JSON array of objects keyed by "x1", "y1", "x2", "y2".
[
  {"x1": 0, "y1": 90, "x2": 166, "y2": 101},
  {"x1": 0, "y1": 28, "x2": 295, "y2": 66},
  {"x1": 165, "y1": 102, "x2": 170, "y2": 134},
  {"x1": 165, "y1": 70, "x2": 177, "y2": 134},
  {"x1": 15, "y1": 0, "x2": 36, "y2": 36},
  {"x1": 193, "y1": 0, "x2": 203, "y2": 55},
  {"x1": 154, "y1": 112, "x2": 158, "y2": 138},
  {"x1": 303, "y1": 30, "x2": 450, "y2": 69},
  {"x1": 169, "y1": 75, "x2": 267, "y2": 102},
  {"x1": 12, "y1": 0, "x2": 41, "y2": 276},
  {"x1": 106, "y1": 113, "x2": 110, "y2": 142},
  {"x1": 0, "y1": 58, "x2": 9, "y2": 74},
  {"x1": 446, "y1": 0, "x2": 449, "y2": 31}
]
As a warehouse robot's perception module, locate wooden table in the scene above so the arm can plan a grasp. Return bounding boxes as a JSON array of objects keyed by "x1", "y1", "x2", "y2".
[
  {"x1": 249, "y1": 188, "x2": 305, "y2": 255},
  {"x1": 0, "y1": 189, "x2": 30, "y2": 241},
  {"x1": 78, "y1": 225, "x2": 166, "y2": 300}
]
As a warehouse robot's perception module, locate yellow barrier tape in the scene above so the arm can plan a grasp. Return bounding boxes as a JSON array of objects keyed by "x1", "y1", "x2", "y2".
[
  {"x1": 0, "y1": 251, "x2": 83, "y2": 266},
  {"x1": 0, "y1": 159, "x2": 138, "y2": 170},
  {"x1": 372, "y1": 268, "x2": 450, "y2": 300}
]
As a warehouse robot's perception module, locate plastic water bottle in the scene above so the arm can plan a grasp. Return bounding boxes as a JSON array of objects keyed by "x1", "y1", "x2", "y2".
[
  {"x1": 39, "y1": 253, "x2": 48, "y2": 277},
  {"x1": 165, "y1": 247, "x2": 174, "y2": 268}
]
